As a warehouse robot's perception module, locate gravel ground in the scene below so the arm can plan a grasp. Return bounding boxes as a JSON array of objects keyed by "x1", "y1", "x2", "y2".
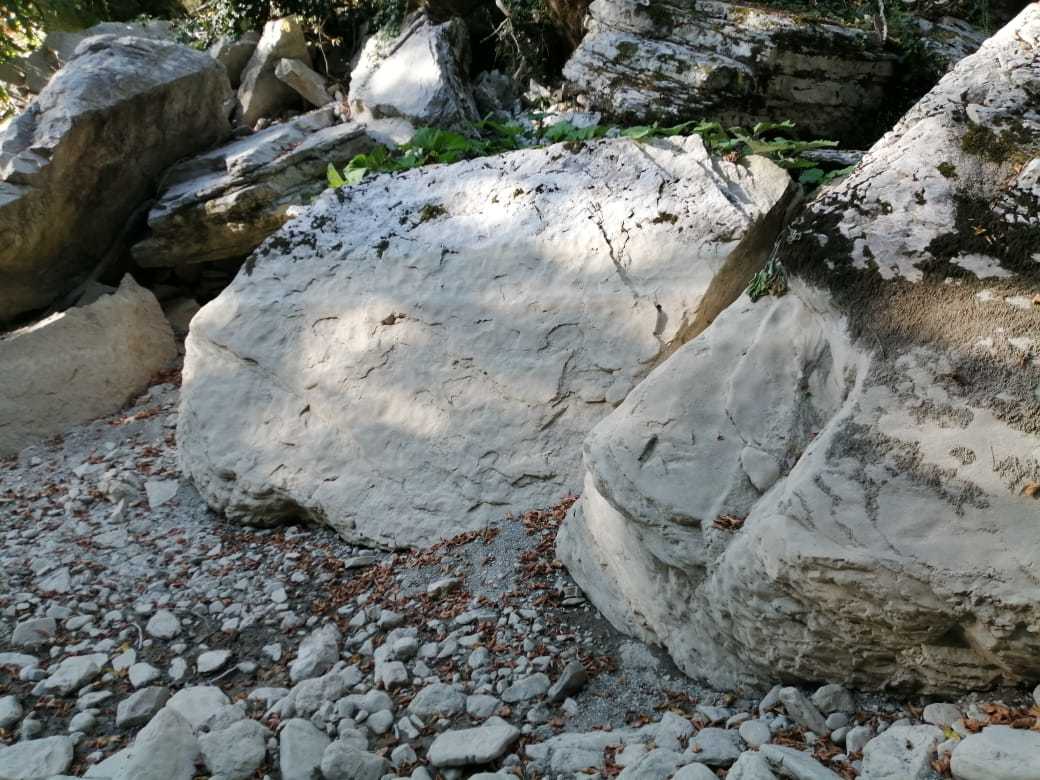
[{"x1": 1, "y1": 363, "x2": 1038, "y2": 780}]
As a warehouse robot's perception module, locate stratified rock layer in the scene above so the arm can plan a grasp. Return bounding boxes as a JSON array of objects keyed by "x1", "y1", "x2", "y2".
[
  {"x1": 0, "y1": 36, "x2": 230, "y2": 323},
  {"x1": 132, "y1": 108, "x2": 379, "y2": 268},
  {"x1": 563, "y1": 0, "x2": 984, "y2": 144},
  {"x1": 558, "y1": 4, "x2": 1040, "y2": 693},
  {"x1": 178, "y1": 136, "x2": 793, "y2": 547}
]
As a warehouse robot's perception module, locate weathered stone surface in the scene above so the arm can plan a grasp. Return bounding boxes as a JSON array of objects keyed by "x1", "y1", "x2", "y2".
[
  {"x1": 112, "y1": 707, "x2": 199, "y2": 780},
  {"x1": 951, "y1": 726, "x2": 1040, "y2": 780},
  {"x1": 0, "y1": 735, "x2": 74, "y2": 779},
  {"x1": 275, "y1": 58, "x2": 332, "y2": 107},
  {"x1": 0, "y1": 36, "x2": 231, "y2": 323},
  {"x1": 563, "y1": 0, "x2": 985, "y2": 144},
  {"x1": 0, "y1": 260, "x2": 173, "y2": 450},
  {"x1": 348, "y1": 12, "x2": 478, "y2": 128},
  {"x1": 0, "y1": 20, "x2": 175, "y2": 95},
  {"x1": 209, "y1": 32, "x2": 260, "y2": 89},
  {"x1": 178, "y1": 135, "x2": 793, "y2": 547},
  {"x1": 132, "y1": 108, "x2": 379, "y2": 268},
  {"x1": 557, "y1": 5, "x2": 1040, "y2": 693},
  {"x1": 236, "y1": 16, "x2": 312, "y2": 127},
  {"x1": 427, "y1": 717, "x2": 520, "y2": 767},
  {"x1": 861, "y1": 725, "x2": 944, "y2": 779}
]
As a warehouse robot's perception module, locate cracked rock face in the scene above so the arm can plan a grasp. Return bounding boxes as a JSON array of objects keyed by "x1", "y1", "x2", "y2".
[
  {"x1": 178, "y1": 135, "x2": 793, "y2": 547},
  {"x1": 557, "y1": 4, "x2": 1040, "y2": 693},
  {"x1": 562, "y1": 0, "x2": 984, "y2": 145},
  {"x1": 0, "y1": 36, "x2": 231, "y2": 324}
]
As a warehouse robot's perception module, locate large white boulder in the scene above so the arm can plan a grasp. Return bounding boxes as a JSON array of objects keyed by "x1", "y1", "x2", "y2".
[
  {"x1": 0, "y1": 276, "x2": 177, "y2": 457},
  {"x1": 178, "y1": 135, "x2": 793, "y2": 547},
  {"x1": 557, "y1": 4, "x2": 1040, "y2": 693},
  {"x1": 0, "y1": 35, "x2": 231, "y2": 324},
  {"x1": 348, "y1": 12, "x2": 478, "y2": 128}
]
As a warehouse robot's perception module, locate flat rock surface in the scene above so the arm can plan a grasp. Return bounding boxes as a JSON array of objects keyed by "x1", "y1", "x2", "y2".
[{"x1": 177, "y1": 134, "x2": 793, "y2": 548}]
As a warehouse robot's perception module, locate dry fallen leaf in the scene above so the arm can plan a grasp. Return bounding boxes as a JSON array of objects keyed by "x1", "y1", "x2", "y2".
[{"x1": 1022, "y1": 481, "x2": 1040, "y2": 498}]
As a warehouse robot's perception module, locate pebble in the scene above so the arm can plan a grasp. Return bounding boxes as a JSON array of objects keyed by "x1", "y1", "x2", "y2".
[
  {"x1": 427, "y1": 717, "x2": 521, "y2": 767},
  {"x1": 197, "y1": 649, "x2": 232, "y2": 674}
]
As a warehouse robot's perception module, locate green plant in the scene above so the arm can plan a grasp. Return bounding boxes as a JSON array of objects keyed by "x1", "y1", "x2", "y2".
[
  {"x1": 746, "y1": 256, "x2": 788, "y2": 302},
  {"x1": 326, "y1": 116, "x2": 847, "y2": 190}
]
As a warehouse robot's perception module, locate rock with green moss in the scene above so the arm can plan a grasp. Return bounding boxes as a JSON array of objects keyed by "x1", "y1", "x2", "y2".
[{"x1": 557, "y1": 3, "x2": 1040, "y2": 694}]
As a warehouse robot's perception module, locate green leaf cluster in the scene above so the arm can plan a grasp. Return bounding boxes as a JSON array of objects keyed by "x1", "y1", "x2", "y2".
[{"x1": 327, "y1": 116, "x2": 848, "y2": 191}]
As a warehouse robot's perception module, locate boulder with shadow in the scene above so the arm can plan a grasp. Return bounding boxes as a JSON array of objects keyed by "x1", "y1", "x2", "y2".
[
  {"x1": 177, "y1": 134, "x2": 795, "y2": 547},
  {"x1": 557, "y1": 4, "x2": 1040, "y2": 694}
]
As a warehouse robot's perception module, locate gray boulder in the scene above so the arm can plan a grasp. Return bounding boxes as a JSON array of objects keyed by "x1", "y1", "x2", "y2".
[
  {"x1": 950, "y1": 726, "x2": 1040, "y2": 780},
  {"x1": 112, "y1": 707, "x2": 199, "y2": 780},
  {"x1": 556, "y1": 4, "x2": 1040, "y2": 693},
  {"x1": 563, "y1": 0, "x2": 985, "y2": 144},
  {"x1": 0, "y1": 276, "x2": 176, "y2": 457},
  {"x1": 209, "y1": 32, "x2": 261, "y2": 89},
  {"x1": 348, "y1": 12, "x2": 478, "y2": 128},
  {"x1": 236, "y1": 16, "x2": 311, "y2": 127},
  {"x1": 0, "y1": 36, "x2": 231, "y2": 323},
  {"x1": 861, "y1": 725, "x2": 944, "y2": 779},
  {"x1": 427, "y1": 717, "x2": 520, "y2": 767},
  {"x1": 198, "y1": 718, "x2": 270, "y2": 780},
  {"x1": 132, "y1": 108, "x2": 380, "y2": 268},
  {"x1": 0, "y1": 20, "x2": 175, "y2": 96},
  {"x1": 0, "y1": 735, "x2": 74, "y2": 779},
  {"x1": 279, "y1": 718, "x2": 330, "y2": 780},
  {"x1": 177, "y1": 134, "x2": 793, "y2": 547}
]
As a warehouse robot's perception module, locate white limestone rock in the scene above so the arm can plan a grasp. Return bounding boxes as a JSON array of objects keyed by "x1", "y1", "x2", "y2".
[
  {"x1": 348, "y1": 12, "x2": 478, "y2": 128},
  {"x1": 275, "y1": 58, "x2": 332, "y2": 107},
  {"x1": 557, "y1": 5, "x2": 1040, "y2": 693},
  {"x1": 950, "y1": 726, "x2": 1040, "y2": 780},
  {"x1": 178, "y1": 134, "x2": 793, "y2": 547},
  {"x1": 0, "y1": 276, "x2": 177, "y2": 458}
]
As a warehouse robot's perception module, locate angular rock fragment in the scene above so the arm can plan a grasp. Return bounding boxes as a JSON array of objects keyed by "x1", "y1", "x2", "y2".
[
  {"x1": 132, "y1": 108, "x2": 380, "y2": 268},
  {"x1": 236, "y1": 16, "x2": 311, "y2": 127},
  {"x1": 348, "y1": 12, "x2": 478, "y2": 127}
]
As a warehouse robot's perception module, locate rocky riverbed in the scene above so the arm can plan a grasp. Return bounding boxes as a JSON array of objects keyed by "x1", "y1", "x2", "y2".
[{"x1": 1, "y1": 361, "x2": 1038, "y2": 780}]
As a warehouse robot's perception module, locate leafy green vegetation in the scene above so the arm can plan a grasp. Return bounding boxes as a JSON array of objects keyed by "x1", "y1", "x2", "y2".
[
  {"x1": 327, "y1": 117, "x2": 847, "y2": 190},
  {"x1": 746, "y1": 256, "x2": 788, "y2": 302}
]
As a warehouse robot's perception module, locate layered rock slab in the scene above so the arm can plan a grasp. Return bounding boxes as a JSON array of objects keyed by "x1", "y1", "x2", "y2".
[
  {"x1": 0, "y1": 276, "x2": 177, "y2": 457},
  {"x1": 132, "y1": 108, "x2": 381, "y2": 268},
  {"x1": 0, "y1": 36, "x2": 231, "y2": 324},
  {"x1": 563, "y1": 0, "x2": 983, "y2": 144},
  {"x1": 179, "y1": 136, "x2": 793, "y2": 547},
  {"x1": 558, "y1": 4, "x2": 1040, "y2": 693}
]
